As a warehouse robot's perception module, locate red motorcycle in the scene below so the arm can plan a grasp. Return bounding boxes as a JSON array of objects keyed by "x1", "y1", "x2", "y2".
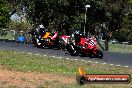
[{"x1": 66, "y1": 34, "x2": 103, "y2": 59}]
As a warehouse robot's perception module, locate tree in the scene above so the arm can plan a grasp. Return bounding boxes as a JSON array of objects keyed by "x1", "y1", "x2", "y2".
[
  {"x1": 0, "y1": 0, "x2": 10, "y2": 29},
  {"x1": 7, "y1": 0, "x2": 33, "y2": 32},
  {"x1": 8, "y1": 0, "x2": 132, "y2": 48},
  {"x1": 7, "y1": 20, "x2": 32, "y2": 32},
  {"x1": 103, "y1": 0, "x2": 132, "y2": 50},
  {"x1": 87, "y1": 0, "x2": 132, "y2": 50},
  {"x1": 24, "y1": 0, "x2": 87, "y2": 34}
]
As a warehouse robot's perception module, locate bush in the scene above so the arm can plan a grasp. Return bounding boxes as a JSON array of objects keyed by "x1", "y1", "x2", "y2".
[
  {"x1": 7, "y1": 20, "x2": 32, "y2": 32},
  {"x1": 128, "y1": 33, "x2": 132, "y2": 44},
  {"x1": 113, "y1": 29, "x2": 132, "y2": 43},
  {"x1": 0, "y1": 29, "x2": 8, "y2": 36}
]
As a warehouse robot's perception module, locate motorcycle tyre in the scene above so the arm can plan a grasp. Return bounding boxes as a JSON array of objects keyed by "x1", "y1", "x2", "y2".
[
  {"x1": 97, "y1": 49, "x2": 103, "y2": 59},
  {"x1": 66, "y1": 44, "x2": 78, "y2": 56}
]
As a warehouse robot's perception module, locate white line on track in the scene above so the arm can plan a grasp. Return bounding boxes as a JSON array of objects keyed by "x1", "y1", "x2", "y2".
[
  {"x1": 95, "y1": 62, "x2": 99, "y2": 64},
  {"x1": 88, "y1": 61, "x2": 92, "y2": 62},
  {"x1": 22, "y1": 52, "x2": 25, "y2": 54},
  {"x1": 103, "y1": 63, "x2": 107, "y2": 65},
  {"x1": 124, "y1": 66, "x2": 129, "y2": 68},
  {"x1": 66, "y1": 58, "x2": 69, "y2": 59},
  {"x1": 27, "y1": 53, "x2": 32, "y2": 55},
  {"x1": 52, "y1": 56, "x2": 55, "y2": 57},
  {"x1": 81, "y1": 60, "x2": 85, "y2": 62},
  {"x1": 116, "y1": 65, "x2": 121, "y2": 67},
  {"x1": 70, "y1": 59, "x2": 74, "y2": 60},
  {"x1": 13, "y1": 51, "x2": 132, "y2": 68},
  {"x1": 35, "y1": 54, "x2": 39, "y2": 56}
]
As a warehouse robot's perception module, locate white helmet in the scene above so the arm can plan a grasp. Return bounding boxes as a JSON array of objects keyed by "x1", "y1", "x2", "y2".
[
  {"x1": 75, "y1": 30, "x2": 80, "y2": 34},
  {"x1": 39, "y1": 24, "x2": 44, "y2": 28}
]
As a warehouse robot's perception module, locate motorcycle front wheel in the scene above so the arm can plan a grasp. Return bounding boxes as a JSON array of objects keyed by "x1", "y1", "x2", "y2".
[
  {"x1": 36, "y1": 39, "x2": 44, "y2": 48},
  {"x1": 66, "y1": 44, "x2": 78, "y2": 56},
  {"x1": 97, "y1": 49, "x2": 103, "y2": 59}
]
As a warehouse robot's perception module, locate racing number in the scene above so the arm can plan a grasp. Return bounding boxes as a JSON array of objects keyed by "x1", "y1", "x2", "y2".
[{"x1": 89, "y1": 40, "x2": 95, "y2": 46}]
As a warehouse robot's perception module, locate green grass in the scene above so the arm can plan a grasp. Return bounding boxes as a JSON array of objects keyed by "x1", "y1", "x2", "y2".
[
  {"x1": 0, "y1": 50, "x2": 132, "y2": 75},
  {"x1": 109, "y1": 44, "x2": 132, "y2": 53},
  {"x1": 0, "y1": 50, "x2": 132, "y2": 88},
  {"x1": 37, "y1": 82, "x2": 132, "y2": 88},
  {"x1": 0, "y1": 33, "x2": 15, "y2": 40},
  {"x1": 99, "y1": 42, "x2": 132, "y2": 53}
]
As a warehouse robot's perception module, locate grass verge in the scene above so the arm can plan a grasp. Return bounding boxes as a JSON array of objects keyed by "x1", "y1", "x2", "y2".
[
  {"x1": 99, "y1": 42, "x2": 132, "y2": 53},
  {"x1": 0, "y1": 33, "x2": 15, "y2": 40},
  {"x1": 0, "y1": 50, "x2": 132, "y2": 88},
  {"x1": 109, "y1": 44, "x2": 132, "y2": 53}
]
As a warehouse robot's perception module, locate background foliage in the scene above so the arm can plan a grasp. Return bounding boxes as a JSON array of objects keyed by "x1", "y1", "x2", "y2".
[
  {"x1": 0, "y1": 0, "x2": 10, "y2": 29},
  {"x1": 0, "y1": 0, "x2": 132, "y2": 45}
]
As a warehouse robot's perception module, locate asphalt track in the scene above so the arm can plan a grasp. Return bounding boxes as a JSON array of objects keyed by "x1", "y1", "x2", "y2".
[{"x1": 0, "y1": 41, "x2": 132, "y2": 67}]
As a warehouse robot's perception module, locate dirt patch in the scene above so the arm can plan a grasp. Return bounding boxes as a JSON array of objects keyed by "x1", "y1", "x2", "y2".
[{"x1": 0, "y1": 67, "x2": 75, "y2": 88}]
